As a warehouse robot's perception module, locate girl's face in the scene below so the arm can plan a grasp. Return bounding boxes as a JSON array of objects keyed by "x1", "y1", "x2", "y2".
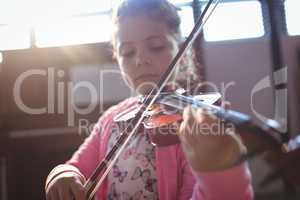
[{"x1": 114, "y1": 15, "x2": 179, "y2": 94}]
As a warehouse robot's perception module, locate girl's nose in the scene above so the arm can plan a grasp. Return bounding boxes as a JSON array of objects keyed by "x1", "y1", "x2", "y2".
[{"x1": 136, "y1": 49, "x2": 151, "y2": 67}]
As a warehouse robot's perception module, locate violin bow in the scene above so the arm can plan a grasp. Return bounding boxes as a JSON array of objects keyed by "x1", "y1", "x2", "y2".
[{"x1": 84, "y1": 0, "x2": 222, "y2": 199}]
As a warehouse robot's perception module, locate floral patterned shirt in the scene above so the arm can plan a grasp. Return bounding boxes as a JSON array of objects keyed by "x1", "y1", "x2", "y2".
[{"x1": 107, "y1": 123, "x2": 158, "y2": 200}]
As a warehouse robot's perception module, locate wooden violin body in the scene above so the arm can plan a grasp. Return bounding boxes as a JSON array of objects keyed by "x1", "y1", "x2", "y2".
[{"x1": 113, "y1": 91, "x2": 222, "y2": 147}]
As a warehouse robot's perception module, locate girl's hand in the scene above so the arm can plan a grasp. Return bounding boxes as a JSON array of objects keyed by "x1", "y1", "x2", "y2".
[
  {"x1": 45, "y1": 172, "x2": 86, "y2": 200},
  {"x1": 179, "y1": 106, "x2": 247, "y2": 172}
]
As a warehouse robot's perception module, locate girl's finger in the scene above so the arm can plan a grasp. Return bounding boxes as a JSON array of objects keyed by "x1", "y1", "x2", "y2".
[
  {"x1": 45, "y1": 191, "x2": 52, "y2": 200},
  {"x1": 49, "y1": 188, "x2": 60, "y2": 200},
  {"x1": 222, "y1": 100, "x2": 231, "y2": 110},
  {"x1": 182, "y1": 106, "x2": 194, "y2": 126},
  {"x1": 70, "y1": 178, "x2": 86, "y2": 200}
]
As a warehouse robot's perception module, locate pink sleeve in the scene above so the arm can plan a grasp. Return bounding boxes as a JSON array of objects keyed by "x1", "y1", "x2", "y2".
[
  {"x1": 44, "y1": 115, "x2": 112, "y2": 194},
  {"x1": 191, "y1": 164, "x2": 254, "y2": 200},
  {"x1": 178, "y1": 147, "x2": 197, "y2": 199},
  {"x1": 66, "y1": 119, "x2": 103, "y2": 179},
  {"x1": 65, "y1": 98, "x2": 137, "y2": 179}
]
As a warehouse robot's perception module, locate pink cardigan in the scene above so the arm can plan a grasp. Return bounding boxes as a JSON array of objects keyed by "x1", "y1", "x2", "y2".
[{"x1": 46, "y1": 98, "x2": 253, "y2": 200}]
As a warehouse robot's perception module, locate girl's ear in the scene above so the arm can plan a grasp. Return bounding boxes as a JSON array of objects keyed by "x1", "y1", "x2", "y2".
[
  {"x1": 112, "y1": 51, "x2": 118, "y2": 61},
  {"x1": 109, "y1": 43, "x2": 118, "y2": 61}
]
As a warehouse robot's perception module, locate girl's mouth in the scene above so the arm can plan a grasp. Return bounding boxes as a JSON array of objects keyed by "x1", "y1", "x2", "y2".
[{"x1": 134, "y1": 74, "x2": 160, "y2": 83}]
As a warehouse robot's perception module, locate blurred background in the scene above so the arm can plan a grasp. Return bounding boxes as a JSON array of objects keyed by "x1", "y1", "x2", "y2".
[{"x1": 0, "y1": 0, "x2": 299, "y2": 199}]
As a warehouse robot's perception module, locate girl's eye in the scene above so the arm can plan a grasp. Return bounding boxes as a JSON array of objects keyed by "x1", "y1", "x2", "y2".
[
  {"x1": 149, "y1": 45, "x2": 165, "y2": 52},
  {"x1": 121, "y1": 49, "x2": 135, "y2": 58}
]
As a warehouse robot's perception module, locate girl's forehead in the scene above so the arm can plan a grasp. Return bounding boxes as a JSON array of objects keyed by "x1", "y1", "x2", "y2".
[{"x1": 115, "y1": 15, "x2": 174, "y2": 44}]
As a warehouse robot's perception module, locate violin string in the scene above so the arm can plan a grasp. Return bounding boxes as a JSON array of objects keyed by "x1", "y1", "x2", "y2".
[{"x1": 84, "y1": 0, "x2": 222, "y2": 199}]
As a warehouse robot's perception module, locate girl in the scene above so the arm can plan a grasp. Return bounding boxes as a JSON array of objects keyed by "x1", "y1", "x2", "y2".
[{"x1": 45, "y1": 0, "x2": 253, "y2": 199}]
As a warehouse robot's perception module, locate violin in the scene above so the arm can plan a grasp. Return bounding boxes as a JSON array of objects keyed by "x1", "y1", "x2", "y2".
[
  {"x1": 113, "y1": 89, "x2": 223, "y2": 147},
  {"x1": 112, "y1": 88, "x2": 284, "y2": 154}
]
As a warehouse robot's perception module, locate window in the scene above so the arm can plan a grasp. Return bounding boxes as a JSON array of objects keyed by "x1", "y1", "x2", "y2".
[
  {"x1": 0, "y1": 0, "x2": 112, "y2": 49},
  {"x1": 179, "y1": 6, "x2": 195, "y2": 37},
  {"x1": 285, "y1": 0, "x2": 300, "y2": 36},
  {"x1": 35, "y1": 15, "x2": 112, "y2": 48},
  {"x1": 0, "y1": 25, "x2": 31, "y2": 50},
  {"x1": 0, "y1": 0, "x2": 196, "y2": 49},
  {"x1": 202, "y1": 0, "x2": 264, "y2": 41},
  {"x1": 34, "y1": 1, "x2": 196, "y2": 47},
  {"x1": 169, "y1": 0, "x2": 192, "y2": 5},
  {"x1": 0, "y1": 0, "x2": 111, "y2": 24}
]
